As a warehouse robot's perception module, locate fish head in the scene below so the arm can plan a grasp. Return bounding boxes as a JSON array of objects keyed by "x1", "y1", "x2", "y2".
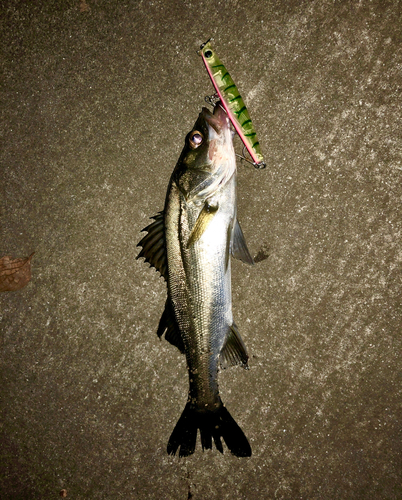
[
  {"x1": 176, "y1": 103, "x2": 236, "y2": 202},
  {"x1": 184, "y1": 104, "x2": 233, "y2": 170}
]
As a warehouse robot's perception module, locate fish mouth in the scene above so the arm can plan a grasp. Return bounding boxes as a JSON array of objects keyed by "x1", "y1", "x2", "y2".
[{"x1": 202, "y1": 102, "x2": 229, "y2": 135}]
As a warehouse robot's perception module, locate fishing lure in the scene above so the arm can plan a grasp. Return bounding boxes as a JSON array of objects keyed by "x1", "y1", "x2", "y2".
[{"x1": 198, "y1": 39, "x2": 266, "y2": 169}]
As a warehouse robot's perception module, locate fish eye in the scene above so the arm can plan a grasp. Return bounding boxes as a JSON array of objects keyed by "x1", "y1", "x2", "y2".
[
  {"x1": 189, "y1": 131, "x2": 204, "y2": 149},
  {"x1": 204, "y1": 50, "x2": 213, "y2": 58}
]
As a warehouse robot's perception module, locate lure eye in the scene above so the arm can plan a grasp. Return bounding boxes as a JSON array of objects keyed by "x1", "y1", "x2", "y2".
[
  {"x1": 189, "y1": 131, "x2": 204, "y2": 149},
  {"x1": 204, "y1": 50, "x2": 213, "y2": 58}
]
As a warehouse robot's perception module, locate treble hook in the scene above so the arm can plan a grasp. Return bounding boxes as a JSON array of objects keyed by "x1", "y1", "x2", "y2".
[
  {"x1": 236, "y1": 146, "x2": 266, "y2": 169},
  {"x1": 204, "y1": 93, "x2": 220, "y2": 107}
]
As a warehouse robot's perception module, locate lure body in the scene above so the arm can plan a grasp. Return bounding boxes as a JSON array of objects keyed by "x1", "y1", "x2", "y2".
[{"x1": 199, "y1": 40, "x2": 265, "y2": 168}]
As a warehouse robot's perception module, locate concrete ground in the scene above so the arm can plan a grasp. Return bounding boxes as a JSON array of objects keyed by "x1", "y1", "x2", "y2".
[{"x1": 1, "y1": 0, "x2": 401, "y2": 498}]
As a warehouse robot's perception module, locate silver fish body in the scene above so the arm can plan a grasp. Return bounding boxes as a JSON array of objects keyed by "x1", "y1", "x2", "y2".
[{"x1": 137, "y1": 103, "x2": 253, "y2": 457}]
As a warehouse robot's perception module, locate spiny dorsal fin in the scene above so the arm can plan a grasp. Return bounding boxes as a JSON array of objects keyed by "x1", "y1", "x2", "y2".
[
  {"x1": 187, "y1": 201, "x2": 219, "y2": 248},
  {"x1": 231, "y1": 219, "x2": 254, "y2": 265},
  {"x1": 220, "y1": 322, "x2": 249, "y2": 369},
  {"x1": 136, "y1": 211, "x2": 167, "y2": 280},
  {"x1": 157, "y1": 298, "x2": 185, "y2": 354}
]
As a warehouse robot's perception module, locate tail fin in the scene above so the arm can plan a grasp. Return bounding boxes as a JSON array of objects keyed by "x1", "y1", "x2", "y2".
[{"x1": 167, "y1": 401, "x2": 251, "y2": 457}]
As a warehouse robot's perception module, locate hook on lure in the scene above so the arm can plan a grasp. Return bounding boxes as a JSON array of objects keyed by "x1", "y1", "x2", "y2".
[
  {"x1": 236, "y1": 146, "x2": 266, "y2": 169},
  {"x1": 204, "y1": 93, "x2": 220, "y2": 107},
  {"x1": 198, "y1": 39, "x2": 266, "y2": 170}
]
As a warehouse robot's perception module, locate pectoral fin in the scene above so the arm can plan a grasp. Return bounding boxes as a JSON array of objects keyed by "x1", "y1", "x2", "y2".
[
  {"x1": 220, "y1": 322, "x2": 249, "y2": 369},
  {"x1": 187, "y1": 201, "x2": 219, "y2": 247},
  {"x1": 231, "y1": 219, "x2": 254, "y2": 265}
]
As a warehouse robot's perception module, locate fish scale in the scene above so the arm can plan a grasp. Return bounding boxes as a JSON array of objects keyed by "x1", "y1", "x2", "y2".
[{"x1": 174, "y1": 184, "x2": 235, "y2": 407}]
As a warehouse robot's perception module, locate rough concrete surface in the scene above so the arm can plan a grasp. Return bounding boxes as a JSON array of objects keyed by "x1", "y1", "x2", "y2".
[{"x1": 1, "y1": 0, "x2": 401, "y2": 498}]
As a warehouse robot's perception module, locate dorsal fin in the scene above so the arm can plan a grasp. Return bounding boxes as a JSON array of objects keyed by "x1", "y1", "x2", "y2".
[
  {"x1": 157, "y1": 298, "x2": 185, "y2": 354},
  {"x1": 220, "y1": 322, "x2": 249, "y2": 369},
  {"x1": 136, "y1": 211, "x2": 167, "y2": 280},
  {"x1": 231, "y1": 219, "x2": 254, "y2": 265}
]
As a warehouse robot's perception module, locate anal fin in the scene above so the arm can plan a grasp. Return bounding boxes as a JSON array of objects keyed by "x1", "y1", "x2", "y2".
[{"x1": 220, "y1": 322, "x2": 249, "y2": 369}]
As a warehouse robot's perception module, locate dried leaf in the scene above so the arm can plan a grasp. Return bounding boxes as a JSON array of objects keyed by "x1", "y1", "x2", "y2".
[
  {"x1": 79, "y1": 0, "x2": 90, "y2": 12},
  {"x1": 0, "y1": 252, "x2": 35, "y2": 292},
  {"x1": 60, "y1": 489, "x2": 68, "y2": 498}
]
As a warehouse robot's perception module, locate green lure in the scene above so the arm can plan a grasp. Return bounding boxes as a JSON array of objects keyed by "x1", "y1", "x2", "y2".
[{"x1": 199, "y1": 39, "x2": 265, "y2": 169}]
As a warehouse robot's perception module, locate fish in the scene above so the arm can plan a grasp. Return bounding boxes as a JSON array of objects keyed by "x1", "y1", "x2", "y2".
[
  {"x1": 137, "y1": 102, "x2": 254, "y2": 457},
  {"x1": 199, "y1": 39, "x2": 266, "y2": 169}
]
